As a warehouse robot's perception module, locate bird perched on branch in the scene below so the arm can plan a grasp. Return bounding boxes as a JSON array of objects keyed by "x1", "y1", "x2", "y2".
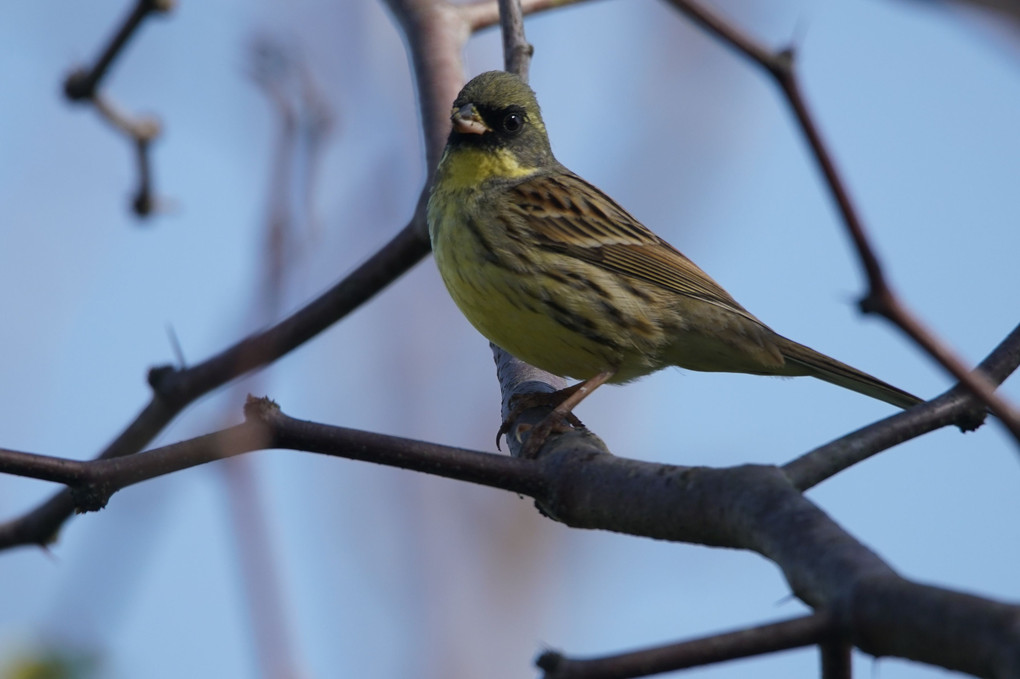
[{"x1": 427, "y1": 70, "x2": 920, "y2": 456}]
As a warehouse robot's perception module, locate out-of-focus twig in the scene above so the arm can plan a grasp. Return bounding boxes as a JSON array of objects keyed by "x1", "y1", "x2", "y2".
[
  {"x1": 63, "y1": 0, "x2": 174, "y2": 217},
  {"x1": 63, "y1": 0, "x2": 175, "y2": 101},
  {"x1": 208, "y1": 38, "x2": 335, "y2": 679}
]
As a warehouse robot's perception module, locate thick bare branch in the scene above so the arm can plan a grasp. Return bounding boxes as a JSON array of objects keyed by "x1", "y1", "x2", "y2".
[{"x1": 4, "y1": 396, "x2": 1018, "y2": 676}]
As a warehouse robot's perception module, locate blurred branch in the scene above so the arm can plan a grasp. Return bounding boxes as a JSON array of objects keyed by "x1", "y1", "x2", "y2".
[
  {"x1": 210, "y1": 39, "x2": 334, "y2": 679},
  {"x1": 537, "y1": 613, "x2": 837, "y2": 679},
  {"x1": 925, "y1": 0, "x2": 1020, "y2": 27},
  {"x1": 662, "y1": 0, "x2": 1020, "y2": 444},
  {"x1": 63, "y1": 0, "x2": 174, "y2": 217},
  {"x1": 461, "y1": 0, "x2": 588, "y2": 31},
  {"x1": 63, "y1": 0, "x2": 174, "y2": 101},
  {"x1": 384, "y1": 0, "x2": 473, "y2": 183},
  {"x1": 249, "y1": 36, "x2": 336, "y2": 241},
  {"x1": 0, "y1": 217, "x2": 429, "y2": 550},
  {"x1": 497, "y1": 0, "x2": 534, "y2": 80}
]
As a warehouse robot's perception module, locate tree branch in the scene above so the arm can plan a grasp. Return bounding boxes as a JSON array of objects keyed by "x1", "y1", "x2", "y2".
[
  {"x1": 819, "y1": 640, "x2": 852, "y2": 679},
  {"x1": 785, "y1": 321, "x2": 1020, "y2": 491},
  {"x1": 63, "y1": 0, "x2": 174, "y2": 217},
  {"x1": 661, "y1": 0, "x2": 1020, "y2": 443},
  {"x1": 63, "y1": 0, "x2": 175, "y2": 101},
  {"x1": 537, "y1": 613, "x2": 837, "y2": 679},
  {"x1": 3, "y1": 396, "x2": 1017, "y2": 676}
]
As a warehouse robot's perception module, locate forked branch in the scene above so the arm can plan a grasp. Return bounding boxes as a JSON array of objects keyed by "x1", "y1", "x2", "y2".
[{"x1": 63, "y1": 0, "x2": 173, "y2": 216}]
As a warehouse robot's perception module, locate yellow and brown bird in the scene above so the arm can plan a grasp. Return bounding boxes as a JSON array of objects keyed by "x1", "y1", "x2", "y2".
[{"x1": 427, "y1": 70, "x2": 920, "y2": 452}]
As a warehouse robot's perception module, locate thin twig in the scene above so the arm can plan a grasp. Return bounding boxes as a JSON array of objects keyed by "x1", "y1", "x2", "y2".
[
  {"x1": 63, "y1": 0, "x2": 174, "y2": 101},
  {"x1": 64, "y1": 0, "x2": 173, "y2": 218},
  {"x1": 91, "y1": 93, "x2": 162, "y2": 215},
  {"x1": 497, "y1": 0, "x2": 534, "y2": 80},
  {"x1": 460, "y1": 0, "x2": 588, "y2": 31},
  {"x1": 0, "y1": 398, "x2": 547, "y2": 513},
  {"x1": 537, "y1": 613, "x2": 837, "y2": 679},
  {"x1": 662, "y1": 0, "x2": 1020, "y2": 444}
]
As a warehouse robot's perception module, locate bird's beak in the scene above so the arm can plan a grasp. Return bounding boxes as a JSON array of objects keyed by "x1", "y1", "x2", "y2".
[{"x1": 451, "y1": 103, "x2": 489, "y2": 135}]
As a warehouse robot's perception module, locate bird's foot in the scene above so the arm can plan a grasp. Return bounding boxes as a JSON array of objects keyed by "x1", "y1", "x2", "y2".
[{"x1": 497, "y1": 388, "x2": 585, "y2": 457}]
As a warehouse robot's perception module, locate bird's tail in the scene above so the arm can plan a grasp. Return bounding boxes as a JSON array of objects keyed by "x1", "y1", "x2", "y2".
[{"x1": 777, "y1": 336, "x2": 922, "y2": 410}]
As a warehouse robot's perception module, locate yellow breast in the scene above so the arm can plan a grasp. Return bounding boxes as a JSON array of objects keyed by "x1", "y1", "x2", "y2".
[
  {"x1": 433, "y1": 146, "x2": 538, "y2": 192},
  {"x1": 428, "y1": 157, "x2": 668, "y2": 382}
]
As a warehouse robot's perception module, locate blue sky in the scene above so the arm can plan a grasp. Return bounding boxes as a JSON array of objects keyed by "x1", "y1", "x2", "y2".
[{"x1": 1, "y1": 1, "x2": 1018, "y2": 678}]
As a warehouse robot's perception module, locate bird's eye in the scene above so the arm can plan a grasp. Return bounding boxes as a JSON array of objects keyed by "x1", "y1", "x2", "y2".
[{"x1": 501, "y1": 111, "x2": 524, "y2": 134}]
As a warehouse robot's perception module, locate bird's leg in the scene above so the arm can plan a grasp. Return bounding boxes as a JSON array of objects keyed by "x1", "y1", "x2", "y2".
[
  {"x1": 502, "y1": 369, "x2": 615, "y2": 458},
  {"x1": 498, "y1": 384, "x2": 587, "y2": 448}
]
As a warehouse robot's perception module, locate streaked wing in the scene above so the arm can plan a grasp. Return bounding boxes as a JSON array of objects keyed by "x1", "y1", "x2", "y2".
[{"x1": 507, "y1": 170, "x2": 756, "y2": 320}]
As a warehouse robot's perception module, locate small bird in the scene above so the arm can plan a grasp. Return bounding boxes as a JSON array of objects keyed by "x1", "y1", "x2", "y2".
[{"x1": 427, "y1": 70, "x2": 920, "y2": 454}]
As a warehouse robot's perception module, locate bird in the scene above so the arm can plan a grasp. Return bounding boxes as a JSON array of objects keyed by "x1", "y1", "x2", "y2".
[{"x1": 426, "y1": 70, "x2": 921, "y2": 455}]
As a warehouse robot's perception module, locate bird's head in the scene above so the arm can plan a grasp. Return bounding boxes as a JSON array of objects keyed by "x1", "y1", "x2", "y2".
[{"x1": 442, "y1": 71, "x2": 555, "y2": 176}]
